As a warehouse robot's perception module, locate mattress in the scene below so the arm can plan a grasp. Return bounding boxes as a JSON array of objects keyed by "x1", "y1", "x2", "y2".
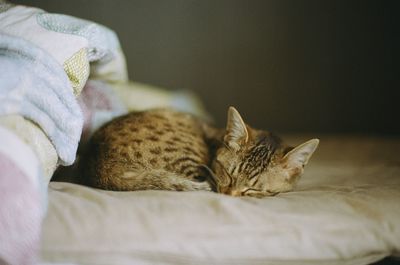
[{"x1": 40, "y1": 135, "x2": 400, "y2": 265}]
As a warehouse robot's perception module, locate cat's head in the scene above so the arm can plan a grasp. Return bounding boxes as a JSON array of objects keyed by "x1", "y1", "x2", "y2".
[{"x1": 209, "y1": 107, "x2": 319, "y2": 198}]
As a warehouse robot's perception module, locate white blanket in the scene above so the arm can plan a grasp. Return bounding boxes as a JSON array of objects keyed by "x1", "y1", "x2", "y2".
[{"x1": 0, "y1": 3, "x2": 128, "y2": 166}]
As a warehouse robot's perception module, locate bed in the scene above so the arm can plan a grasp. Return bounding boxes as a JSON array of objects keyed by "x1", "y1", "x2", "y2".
[
  {"x1": 0, "y1": 3, "x2": 399, "y2": 265},
  {"x1": 40, "y1": 135, "x2": 400, "y2": 265}
]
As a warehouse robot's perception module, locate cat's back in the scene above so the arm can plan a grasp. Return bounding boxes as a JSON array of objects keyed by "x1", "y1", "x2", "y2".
[{"x1": 82, "y1": 108, "x2": 210, "y2": 188}]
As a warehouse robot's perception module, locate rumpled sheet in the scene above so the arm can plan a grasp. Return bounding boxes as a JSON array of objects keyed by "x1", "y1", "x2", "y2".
[{"x1": 41, "y1": 136, "x2": 400, "y2": 265}]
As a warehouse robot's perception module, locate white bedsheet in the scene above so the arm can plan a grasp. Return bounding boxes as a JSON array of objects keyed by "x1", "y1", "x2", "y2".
[{"x1": 40, "y1": 135, "x2": 400, "y2": 265}]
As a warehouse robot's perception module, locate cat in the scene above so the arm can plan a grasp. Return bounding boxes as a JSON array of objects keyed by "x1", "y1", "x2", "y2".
[
  {"x1": 80, "y1": 107, "x2": 319, "y2": 197},
  {"x1": 209, "y1": 107, "x2": 319, "y2": 197}
]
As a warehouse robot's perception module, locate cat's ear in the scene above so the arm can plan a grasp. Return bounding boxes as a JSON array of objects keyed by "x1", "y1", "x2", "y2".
[
  {"x1": 283, "y1": 139, "x2": 319, "y2": 170},
  {"x1": 224, "y1": 107, "x2": 249, "y2": 150}
]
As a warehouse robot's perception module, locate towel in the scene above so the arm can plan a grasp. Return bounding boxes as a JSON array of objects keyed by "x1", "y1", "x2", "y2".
[
  {"x1": 0, "y1": 33, "x2": 83, "y2": 166},
  {"x1": 0, "y1": 3, "x2": 128, "y2": 95},
  {"x1": 0, "y1": 2, "x2": 128, "y2": 165}
]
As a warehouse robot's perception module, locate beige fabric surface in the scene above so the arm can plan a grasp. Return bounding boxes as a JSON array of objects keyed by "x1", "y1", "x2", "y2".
[
  {"x1": 40, "y1": 135, "x2": 400, "y2": 265},
  {"x1": 0, "y1": 115, "x2": 58, "y2": 183},
  {"x1": 111, "y1": 81, "x2": 211, "y2": 120}
]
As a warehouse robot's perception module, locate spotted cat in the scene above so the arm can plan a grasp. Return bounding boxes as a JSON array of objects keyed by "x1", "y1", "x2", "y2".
[{"x1": 81, "y1": 107, "x2": 318, "y2": 197}]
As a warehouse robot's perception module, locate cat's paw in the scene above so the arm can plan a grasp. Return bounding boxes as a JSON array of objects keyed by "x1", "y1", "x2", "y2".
[{"x1": 189, "y1": 181, "x2": 212, "y2": 191}]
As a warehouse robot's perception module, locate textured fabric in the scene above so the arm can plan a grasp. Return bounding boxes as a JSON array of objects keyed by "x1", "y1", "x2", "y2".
[
  {"x1": 63, "y1": 48, "x2": 90, "y2": 96},
  {"x1": 0, "y1": 4, "x2": 128, "y2": 95},
  {"x1": 35, "y1": 12, "x2": 128, "y2": 84},
  {"x1": 78, "y1": 79, "x2": 127, "y2": 142},
  {"x1": 111, "y1": 81, "x2": 211, "y2": 120},
  {"x1": 0, "y1": 127, "x2": 43, "y2": 265},
  {"x1": 0, "y1": 2, "x2": 129, "y2": 165},
  {"x1": 0, "y1": 33, "x2": 83, "y2": 165},
  {"x1": 0, "y1": 153, "x2": 41, "y2": 265},
  {"x1": 0, "y1": 3, "x2": 215, "y2": 265},
  {"x1": 41, "y1": 136, "x2": 400, "y2": 265},
  {"x1": 0, "y1": 115, "x2": 58, "y2": 182}
]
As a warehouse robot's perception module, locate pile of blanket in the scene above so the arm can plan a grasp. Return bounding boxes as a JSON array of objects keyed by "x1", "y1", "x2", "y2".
[{"x1": 0, "y1": 2, "x2": 207, "y2": 264}]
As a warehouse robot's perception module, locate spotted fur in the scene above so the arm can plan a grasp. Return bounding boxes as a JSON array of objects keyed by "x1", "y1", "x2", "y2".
[{"x1": 81, "y1": 108, "x2": 211, "y2": 191}]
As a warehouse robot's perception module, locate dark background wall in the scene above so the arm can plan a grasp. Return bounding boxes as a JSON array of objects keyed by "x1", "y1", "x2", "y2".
[{"x1": 13, "y1": 0, "x2": 400, "y2": 134}]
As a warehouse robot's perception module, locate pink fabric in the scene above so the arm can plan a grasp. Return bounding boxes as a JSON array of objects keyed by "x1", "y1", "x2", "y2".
[
  {"x1": 0, "y1": 151, "x2": 41, "y2": 265},
  {"x1": 78, "y1": 80, "x2": 126, "y2": 143}
]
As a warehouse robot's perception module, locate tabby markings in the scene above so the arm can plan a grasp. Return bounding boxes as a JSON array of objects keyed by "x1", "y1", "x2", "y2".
[
  {"x1": 171, "y1": 157, "x2": 199, "y2": 167},
  {"x1": 164, "y1": 147, "x2": 178, "y2": 153},
  {"x1": 147, "y1": 136, "x2": 159, "y2": 142},
  {"x1": 149, "y1": 158, "x2": 158, "y2": 166},
  {"x1": 131, "y1": 139, "x2": 143, "y2": 144},
  {"x1": 149, "y1": 147, "x2": 161, "y2": 155},
  {"x1": 145, "y1": 124, "x2": 156, "y2": 130}
]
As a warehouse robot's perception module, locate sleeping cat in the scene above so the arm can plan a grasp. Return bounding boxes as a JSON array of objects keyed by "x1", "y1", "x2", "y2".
[{"x1": 80, "y1": 107, "x2": 319, "y2": 197}]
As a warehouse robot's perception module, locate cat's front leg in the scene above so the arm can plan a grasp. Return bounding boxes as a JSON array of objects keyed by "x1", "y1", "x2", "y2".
[
  {"x1": 115, "y1": 170, "x2": 212, "y2": 192},
  {"x1": 173, "y1": 178, "x2": 212, "y2": 191}
]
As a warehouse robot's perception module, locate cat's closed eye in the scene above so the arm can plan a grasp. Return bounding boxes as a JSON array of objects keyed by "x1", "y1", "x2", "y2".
[{"x1": 243, "y1": 189, "x2": 278, "y2": 197}]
